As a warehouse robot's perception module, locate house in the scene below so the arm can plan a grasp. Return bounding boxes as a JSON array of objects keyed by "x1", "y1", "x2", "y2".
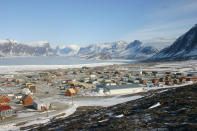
[
  {"x1": 144, "y1": 71, "x2": 152, "y2": 76},
  {"x1": 66, "y1": 88, "x2": 78, "y2": 96},
  {"x1": 152, "y1": 78, "x2": 159, "y2": 83},
  {"x1": 90, "y1": 74, "x2": 97, "y2": 79},
  {"x1": 15, "y1": 78, "x2": 26, "y2": 84},
  {"x1": 67, "y1": 80, "x2": 74, "y2": 85},
  {"x1": 0, "y1": 95, "x2": 10, "y2": 105},
  {"x1": 21, "y1": 95, "x2": 34, "y2": 106},
  {"x1": 133, "y1": 80, "x2": 140, "y2": 84},
  {"x1": 121, "y1": 77, "x2": 128, "y2": 82},
  {"x1": 15, "y1": 94, "x2": 23, "y2": 100},
  {"x1": 159, "y1": 78, "x2": 165, "y2": 82},
  {"x1": 33, "y1": 100, "x2": 51, "y2": 111},
  {"x1": 21, "y1": 88, "x2": 31, "y2": 95},
  {"x1": 187, "y1": 74, "x2": 197, "y2": 77},
  {"x1": 105, "y1": 84, "x2": 144, "y2": 95},
  {"x1": 82, "y1": 66, "x2": 89, "y2": 70},
  {"x1": 32, "y1": 74, "x2": 40, "y2": 80},
  {"x1": 166, "y1": 72, "x2": 173, "y2": 75},
  {"x1": 84, "y1": 78, "x2": 90, "y2": 83},
  {"x1": 180, "y1": 77, "x2": 186, "y2": 83},
  {"x1": 7, "y1": 78, "x2": 14, "y2": 82},
  {"x1": 165, "y1": 81, "x2": 174, "y2": 86},
  {"x1": 0, "y1": 105, "x2": 13, "y2": 119},
  {"x1": 176, "y1": 73, "x2": 184, "y2": 77},
  {"x1": 61, "y1": 80, "x2": 67, "y2": 84},
  {"x1": 140, "y1": 80, "x2": 147, "y2": 85},
  {"x1": 92, "y1": 81, "x2": 99, "y2": 85},
  {"x1": 174, "y1": 79, "x2": 180, "y2": 84},
  {"x1": 128, "y1": 78, "x2": 135, "y2": 83},
  {"x1": 29, "y1": 85, "x2": 36, "y2": 93},
  {"x1": 25, "y1": 83, "x2": 36, "y2": 93},
  {"x1": 165, "y1": 75, "x2": 172, "y2": 80},
  {"x1": 25, "y1": 83, "x2": 32, "y2": 88},
  {"x1": 186, "y1": 78, "x2": 197, "y2": 82}
]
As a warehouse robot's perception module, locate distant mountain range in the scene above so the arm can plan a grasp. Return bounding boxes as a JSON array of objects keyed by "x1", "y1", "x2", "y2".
[
  {"x1": 150, "y1": 24, "x2": 197, "y2": 61},
  {"x1": 77, "y1": 40, "x2": 158, "y2": 59},
  {"x1": 0, "y1": 39, "x2": 159, "y2": 59},
  {"x1": 2, "y1": 24, "x2": 197, "y2": 60},
  {"x1": 2, "y1": 22, "x2": 197, "y2": 61},
  {"x1": 0, "y1": 39, "x2": 55, "y2": 57}
]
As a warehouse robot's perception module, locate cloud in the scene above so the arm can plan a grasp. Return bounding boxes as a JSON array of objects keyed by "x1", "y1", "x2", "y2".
[
  {"x1": 122, "y1": 11, "x2": 197, "y2": 42},
  {"x1": 148, "y1": 0, "x2": 197, "y2": 21},
  {"x1": 142, "y1": 37, "x2": 176, "y2": 49}
]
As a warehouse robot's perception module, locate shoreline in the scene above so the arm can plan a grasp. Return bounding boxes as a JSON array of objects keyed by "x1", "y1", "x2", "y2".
[{"x1": 0, "y1": 62, "x2": 127, "y2": 74}]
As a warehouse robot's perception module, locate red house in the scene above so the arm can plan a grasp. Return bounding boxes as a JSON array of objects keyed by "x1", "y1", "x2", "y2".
[
  {"x1": 66, "y1": 88, "x2": 78, "y2": 96},
  {"x1": 0, "y1": 95, "x2": 10, "y2": 105},
  {"x1": 186, "y1": 78, "x2": 197, "y2": 82},
  {"x1": 21, "y1": 95, "x2": 34, "y2": 106},
  {"x1": 152, "y1": 78, "x2": 159, "y2": 83},
  {"x1": 0, "y1": 105, "x2": 13, "y2": 119}
]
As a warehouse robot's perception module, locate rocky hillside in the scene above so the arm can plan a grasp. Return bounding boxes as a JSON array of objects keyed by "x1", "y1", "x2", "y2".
[
  {"x1": 77, "y1": 40, "x2": 158, "y2": 59},
  {"x1": 150, "y1": 24, "x2": 197, "y2": 61},
  {"x1": 86, "y1": 53, "x2": 112, "y2": 60},
  {"x1": 0, "y1": 39, "x2": 55, "y2": 57},
  {"x1": 29, "y1": 84, "x2": 197, "y2": 131}
]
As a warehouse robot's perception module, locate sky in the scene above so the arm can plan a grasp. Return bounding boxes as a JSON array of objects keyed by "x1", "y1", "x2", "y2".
[{"x1": 0, "y1": 0, "x2": 197, "y2": 46}]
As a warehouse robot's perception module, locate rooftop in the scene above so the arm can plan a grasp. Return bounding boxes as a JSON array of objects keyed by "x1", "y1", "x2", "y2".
[{"x1": 106, "y1": 84, "x2": 144, "y2": 90}]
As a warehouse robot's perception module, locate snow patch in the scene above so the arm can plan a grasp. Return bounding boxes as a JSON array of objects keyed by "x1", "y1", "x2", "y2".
[{"x1": 149, "y1": 102, "x2": 161, "y2": 109}]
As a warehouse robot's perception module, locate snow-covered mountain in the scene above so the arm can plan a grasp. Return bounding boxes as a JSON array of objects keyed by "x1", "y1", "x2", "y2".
[
  {"x1": 0, "y1": 39, "x2": 158, "y2": 59},
  {"x1": 0, "y1": 39, "x2": 55, "y2": 57},
  {"x1": 86, "y1": 53, "x2": 112, "y2": 60},
  {"x1": 54, "y1": 45, "x2": 80, "y2": 56},
  {"x1": 77, "y1": 40, "x2": 158, "y2": 59},
  {"x1": 150, "y1": 24, "x2": 197, "y2": 61}
]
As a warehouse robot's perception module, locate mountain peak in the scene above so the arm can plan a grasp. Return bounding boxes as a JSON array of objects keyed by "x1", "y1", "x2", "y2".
[{"x1": 127, "y1": 40, "x2": 142, "y2": 49}]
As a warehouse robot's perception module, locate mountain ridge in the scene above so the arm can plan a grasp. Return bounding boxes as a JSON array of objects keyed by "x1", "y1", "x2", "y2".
[
  {"x1": 149, "y1": 24, "x2": 197, "y2": 61},
  {"x1": 0, "y1": 39, "x2": 159, "y2": 59}
]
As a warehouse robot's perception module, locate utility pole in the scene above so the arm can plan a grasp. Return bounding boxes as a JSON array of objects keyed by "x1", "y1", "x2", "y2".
[{"x1": 72, "y1": 95, "x2": 74, "y2": 105}]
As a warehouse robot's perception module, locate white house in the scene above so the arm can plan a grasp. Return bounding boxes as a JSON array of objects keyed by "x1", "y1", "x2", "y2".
[
  {"x1": 33, "y1": 100, "x2": 51, "y2": 111},
  {"x1": 21, "y1": 88, "x2": 31, "y2": 95},
  {"x1": 105, "y1": 84, "x2": 144, "y2": 95}
]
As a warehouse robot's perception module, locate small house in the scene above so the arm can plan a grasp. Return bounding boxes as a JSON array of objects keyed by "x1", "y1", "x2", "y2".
[
  {"x1": 174, "y1": 79, "x2": 180, "y2": 84},
  {"x1": 32, "y1": 74, "x2": 40, "y2": 80},
  {"x1": 15, "y1": 79, "x2": 26, "y2": 84},
  {"x1": 140, "y1": 80, "x2": 147, "y2": 85},
  {"x1": 186, "y1": 78, "x2": 197, "y2": 82},
  {"x1": 7, "y1": 78, "x2": 14, "y2": 82},
  {"x1": 165, "y1": 81, "x2": 174, "y2": 86},
  {"x1": 15, "y1": 94, "x2": 23, "y2": 100},
  {"x1": 33, "y1": 100, "x2": 51, "y2": 111},
  {"x1": 21, "y1": 88, "x2": 31, "y2": 95},
  {"x1": 21, "y1": 95, "x2": 34, "y2": 106},
  {"x1": 159, "y1": 78, "x2": 165, "y2": 82},
  {"x1": 187, "y1": 74, "x2": 197, "y2": 77},
  {"x1": 25, "y1": 83, "x2": 32, "y2": 88},
  {"x1": 0, "y1": 105, "x2": 13, "y2": 119},
  {"x1": 0, "y1": 95, "x2": 10, "y2": 105},
  {"x1": 105, "y1": 84, "x2": 144, "y2": 95},
  {"x1": 152, "y1": 78, "x2": 159, "y2": 83},
  {"x1": 180, "y1": 77, "x2": 186, "y2": 83},
  {"x1": 66, "y1": 88, "x2": 78, "y2": 96},
  {"x1": 29, "y1": 85, "x2": 36, "y2": 93}
]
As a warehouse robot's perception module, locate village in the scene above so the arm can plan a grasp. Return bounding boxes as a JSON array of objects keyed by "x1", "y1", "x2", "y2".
[{"x1": 0, "y1": 63, "x2": 197, "y2": 126}]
